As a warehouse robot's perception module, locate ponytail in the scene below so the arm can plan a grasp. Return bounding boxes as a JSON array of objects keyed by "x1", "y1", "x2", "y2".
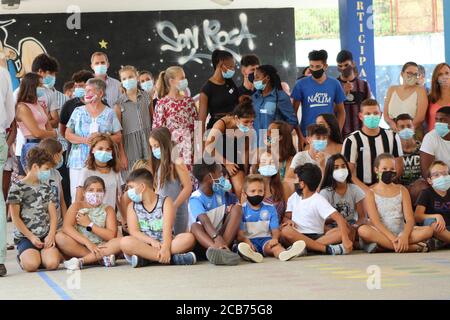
[
  {"x1": 156, "y1": 71, "x2": 168, "y2": 98},
  {"x1": 233, "y1": 95, "x2": 256, "y2": 119}
]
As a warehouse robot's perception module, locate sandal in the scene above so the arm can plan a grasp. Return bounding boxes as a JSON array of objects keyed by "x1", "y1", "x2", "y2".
[{"x1": 416, "y1": 242, "x2": 429, "y2": 253}]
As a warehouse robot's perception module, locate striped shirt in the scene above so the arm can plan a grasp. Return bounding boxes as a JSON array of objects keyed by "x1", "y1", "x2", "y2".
[
  {"x1": 105, "y1": 76, "x2": 122, "y2": 108},
  {"x1": 50, "y1": 88, "x2": 68, "y2": 114},
  {"x1": 343, "y1": 129, "x2": 403, "y2": 185}
]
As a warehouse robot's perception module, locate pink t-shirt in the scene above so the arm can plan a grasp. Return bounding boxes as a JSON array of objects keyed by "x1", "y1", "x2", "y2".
[{"x1": 17, "y1": 102, "x2": 48, "y2": 138}]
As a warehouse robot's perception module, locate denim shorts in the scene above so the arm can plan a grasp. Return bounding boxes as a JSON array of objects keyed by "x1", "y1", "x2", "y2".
[
  {"x1": 16, "y1": 237, "x2": 46, "y2": 256},
  {"x1": 423, "y1": 218, "x2": 450, "y2": 231},
  {"x1": 250, "y1": 237, "x2": 272, "y2": 255}
]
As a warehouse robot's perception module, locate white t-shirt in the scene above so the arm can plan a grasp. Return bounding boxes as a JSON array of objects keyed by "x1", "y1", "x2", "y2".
[
  {"x1": 287, "y1": 192, "x2": 336, "y2": 234},
  {"x1": 290, "y1": 150, "x2": 330, "y2": 169},
  {"x1": 77, "y1": 167, "x2": 123, "y2": 210},
  {"x1": 420, "y1": 130, "x2": 450, "y2": 168}
]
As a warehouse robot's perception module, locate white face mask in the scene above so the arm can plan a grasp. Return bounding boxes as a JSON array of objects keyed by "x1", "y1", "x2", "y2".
[{"x1": 333, "y1": 168, "x2": 349, "y2": 183}]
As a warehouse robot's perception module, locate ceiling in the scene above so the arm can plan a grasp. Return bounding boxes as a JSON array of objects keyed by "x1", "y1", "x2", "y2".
[{"x1": 0, "y1": 0, "x2": 337, "y2": 14}]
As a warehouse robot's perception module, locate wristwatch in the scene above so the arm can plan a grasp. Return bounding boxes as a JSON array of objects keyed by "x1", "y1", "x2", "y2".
[{"x1": 86, "y1": 222, "x2": 94, "y2": 232}]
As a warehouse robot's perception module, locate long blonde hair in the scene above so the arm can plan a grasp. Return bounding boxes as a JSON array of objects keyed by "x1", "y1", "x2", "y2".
[{"x1": 156, "y1": 66, "x2": 183, "y2": 98}]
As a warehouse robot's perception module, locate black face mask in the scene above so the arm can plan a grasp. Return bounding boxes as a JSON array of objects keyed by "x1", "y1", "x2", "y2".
[
  {"x1": 247, "y1": 194, "x2": 264, "y2": 206},
  {"x1": 248, "y1": 72, "x2": 255, "y2": 83},
  {"x1": 380, "y1": 171, "x2": 396, "y2": 184},
  {"x1": 311, "y1": 68, "x2": 325, "y2": 79}
]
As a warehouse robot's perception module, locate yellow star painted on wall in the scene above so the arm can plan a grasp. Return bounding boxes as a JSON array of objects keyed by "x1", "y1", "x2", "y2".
[{"x1": 99, "y1": 39, "x2": 108, "y2": 49}]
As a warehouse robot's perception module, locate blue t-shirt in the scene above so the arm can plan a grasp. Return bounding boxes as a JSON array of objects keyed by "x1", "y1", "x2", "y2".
[
  {"x1": 291, "y1": 76, "x2": 346, "y2": 135},
  {"x1": 240, "y1": 202, "x2": 279, "y2": 239},
  {"x1": 188, "y1": 189, "x2": 238, "y2": 222}
]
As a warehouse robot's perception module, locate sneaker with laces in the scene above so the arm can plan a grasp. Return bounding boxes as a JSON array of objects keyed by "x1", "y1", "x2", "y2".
[
  {"x1": 279, "y1": 240, "x2": 306, "y2": 261},
  {"x1": 171, "y1": 252, "x2": 197, "y2": 265},
  {"x1": 64, "y1": 257, "x2": 82, "y2": 270},
  {"x1": 237, "y1": 242, "x2": 263, "y2": 263}
]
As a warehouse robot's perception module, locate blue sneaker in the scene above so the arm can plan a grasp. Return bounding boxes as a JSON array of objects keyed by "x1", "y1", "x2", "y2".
[
  {"x1": 171, "y1": 252, "x2": 197, "y2": 265},
  {"x1": 327, "y1": 244, "x2": 347, "y2": 255}
]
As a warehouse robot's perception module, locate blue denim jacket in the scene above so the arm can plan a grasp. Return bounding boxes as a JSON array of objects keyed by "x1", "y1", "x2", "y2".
[{"x1": 252, "y1": 88, "x2": 298, "y2": 141}]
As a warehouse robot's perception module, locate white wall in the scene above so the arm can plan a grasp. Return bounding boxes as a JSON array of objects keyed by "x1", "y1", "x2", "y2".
[
  {"x1": 295, "y1": 33, "x2": 445, "y2": 67},
  {"x1": 1, "y1": 0, "x2": 335, "y2": 14}
]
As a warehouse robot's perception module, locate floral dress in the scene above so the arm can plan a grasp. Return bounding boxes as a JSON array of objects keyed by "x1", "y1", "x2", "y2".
[
  {"x1": 152, "y1": 96, "x2": 198, "y2": 169},
  {"x1": 67, "y1": 105, "x2": 122, "y2": 169}
]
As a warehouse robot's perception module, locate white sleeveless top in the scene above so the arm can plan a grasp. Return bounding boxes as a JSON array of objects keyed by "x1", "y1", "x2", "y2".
[{"x1": 388, "y1": 90, "x2": 418, "y2": 118}]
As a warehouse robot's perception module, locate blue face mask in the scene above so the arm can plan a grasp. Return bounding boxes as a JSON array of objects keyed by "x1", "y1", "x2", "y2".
[
  {"x1": 37, "y1": 87, "x2": 46, "y2": 98},
  {"x1": 258, "y1": 165, "x2": 278, "y2": 177},
  {"x1": 94, "y1": 64, "x2": 108, "y2": 75},
  {"x1": 94, "y1": 150, "x2": 113, "y2": 163},
  {"x1": 312, "y1": 139, "x2": 328, "y2": 152},
  {"x1": 43, "y1": 75, "x2": 56, "y2": 89},
  {"x1": 432, "y1": 175, "x2": 450, "y2": 192},
  {"x1": 37, "y1": 169, "x2": 51, "y2": 182},
  {"x1": 398, "y1": 128, "x2": 415, "y2": 140},
  {"x1": 237, "y1": 121, "x2": 250, "y2": 133},
  {"x1": 122, "y1": 79, "x2": 138, "y2": 91},
  {"x1": 127, "y1": 187, "x2": 143, "y2": 203},
  {"x1": 74, "y1": 87, "x2": 85, "y2": 98},
  {"x1": 177, "y1": 79, "x2": 189, "y2": 91},
  {"x1": 435, "y1": 122, "x2": 450, "y2": 138},
  {"x1": 222, "y1": 68, "x2": 235, "y2": 79},
  {"x1": 141, "y1": 80, "x2": 154, "y2": 92},
  {"x1": 254, "y1": 80, "x2": 266, "y2": 91},
  {"x1": 211, "y1": 175, "x2": 232, "y2": 193},
  {"x1": 363, "y1": 115, "x2": 381, "y2": 129},
  {"x1": 152, "y1": 147, "x2": 161, "y2": 160}
]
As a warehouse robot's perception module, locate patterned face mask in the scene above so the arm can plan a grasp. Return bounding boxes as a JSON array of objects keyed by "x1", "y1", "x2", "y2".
[{"x1": 85, "y1": 192, "x2": 105, "y2": 207}]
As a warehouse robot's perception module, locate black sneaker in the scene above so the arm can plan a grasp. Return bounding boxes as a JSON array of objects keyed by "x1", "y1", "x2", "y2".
[
  {"x1": 206, "y1": 247, "x2": 240, "y2": 266},
  {"x1": 0, "y1": 264, "x2": 6, "y2": 277}
]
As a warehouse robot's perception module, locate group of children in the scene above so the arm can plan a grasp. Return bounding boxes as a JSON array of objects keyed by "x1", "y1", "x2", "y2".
[{"x1": 6, "y1": 128, "x2": 450, "y2": 272}]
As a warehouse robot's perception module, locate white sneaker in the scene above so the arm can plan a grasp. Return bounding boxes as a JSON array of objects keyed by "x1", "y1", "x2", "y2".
[
  {"x1": 279, "y1": 240, "x2": 306, "y2": 261},
  {"x1": 64, "y1": 257, "x2": 82, "y2": 270},
  {"x1": 237, "y1": 242, "x2": 263, "y2": 263},
  {"x1": 124, "y1": 253, "x2": 133, "y2": 265}
]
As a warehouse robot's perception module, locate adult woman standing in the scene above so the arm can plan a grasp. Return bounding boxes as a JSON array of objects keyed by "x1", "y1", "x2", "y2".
[
  {"x1": 15, "y1": 72, "x2": 57, "y2": 175},
  {"x1": 251, "y1": 65, "x2": 298, "y2": 142},
  {"x1": 115, "y1": 65, "x2": 152, "y2": 175},
  {"x1": 384, "y1": 62, "x2": 428, "y2": 133},
  {"x1": 65, "y1": 78, "x2": 122, "y2": 201},
  {"x1": 427, "y1": 63, "x2": 450, "y2": 131},
  {"x1": 152, "y1": 66, "x2": 198, "y2": 169},
  {"x1": 199, "y1": 49, "x2": 239, "y2": 133}
]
